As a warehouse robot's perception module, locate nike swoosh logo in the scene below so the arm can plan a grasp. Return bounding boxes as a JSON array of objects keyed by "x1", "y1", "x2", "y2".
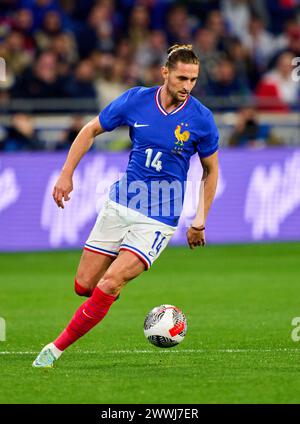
[
  {"x1": 82, "y1": 309, "x2": 94, "y2": 319},
  {"x1": 134, "y1": 122, "x2": 149, "y2": 128}
]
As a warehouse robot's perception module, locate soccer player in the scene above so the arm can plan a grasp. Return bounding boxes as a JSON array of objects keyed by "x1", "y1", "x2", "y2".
[{"x1": 33, "y1": 44, "x2": 219, "y2": 367}]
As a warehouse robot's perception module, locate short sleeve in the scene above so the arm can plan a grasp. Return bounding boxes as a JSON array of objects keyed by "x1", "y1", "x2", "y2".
[
  {"x1": 99, "y1": 88, "x2": 138, "y2": 132},
  {"x1": 196, "y1": 111, "x2": 219, "y2": 158}
]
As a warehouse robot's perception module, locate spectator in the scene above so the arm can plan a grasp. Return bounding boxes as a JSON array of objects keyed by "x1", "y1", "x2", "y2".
[
  {"x1": 50, "y1": 32, "x2": 79, "y2": 72},
  {"x1": 91, "y1": 50, "x2": 115, "y2": 80},
  {"x1": 34, "y1": 10, "x2": 63, "y2": 50},
  {"x1": 87, "y1": 2, "x2": 116, "y2": 52},
  {"x1": 64, "y1": 59, "x2": 97, "y2": 101},
  {"x1": 75, "y1": 1, "x2": 120, "y2": 58},
  {"x1": 0, "y1": 113, "x2": 44, "y2": 151},
  {"x1": 128, "y1": 5, "x2": 151, "y2": 51},
  {"x1": 166, "y1": 5, "x2": 195, "y2": 46},
  {"x1": 135, "y1": 30, "x2": 167, "y2": 77},
  {"x1": 206, "y1": 57, "x2": 251, "y2": 108},
  {"x1": 241, "y1": 16, "x2": 277, "y2": 73},
  {"x1": 12, "y1": 50, "x2": 65, "y2": 98},
  {"x1": 142, "y1": 59, "x2": 163, "y2": 86},
  {"x1": 228, "y1": 106, "x2": 282, "y2": 147},
  {"x1": 221, "y1": 0, "x2": 252, "y2": 40},
  {"x1": 11, "y1": 8, "x2": 35, "y2": 51},
  {"x1": 224, "y1": 37, "x2": 256, "y2": 89},
  {"x1": 74, "y1": 14, "x2": 98, "y2": 59},
  {"x1": 0, "y1": 90, "x2": 11, "y2": 107},
  {"x1": 193, "y1": 28, "x2": 222, "y2": 93},
  {"x1": 125, "y1": 60, "x2": 144, "y2": 87},
  {"x1": 1, "y1": 30, "x2": 33, "y2": 76},
  {"x1": 272, "y1": 19, "x2": 300, "y2": 63},
  {"x1": 20, "y1": 0, "x2": 62, "y2": 31},
  {"x1": 255, "y1": 51, "x2": 300, "y2": 111},
  {"x1": 115, "y1": 38, "x2": 134, "y2": 63},
  {"x1": 204, "y1": 9, "x2": 229, "y2": 50},
  {"x1": 94, "y1": 55, "x2": 129, "y2": 107}
]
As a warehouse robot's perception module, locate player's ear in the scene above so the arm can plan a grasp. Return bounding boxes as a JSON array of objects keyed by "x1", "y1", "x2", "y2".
[{"x1": 161, "y1": 66, "x2": 169, "y2": 80}]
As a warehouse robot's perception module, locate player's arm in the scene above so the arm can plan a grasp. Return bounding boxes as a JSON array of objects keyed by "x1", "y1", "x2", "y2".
[
  {"x1": 187, "y1": 151, "x2": 218, "y2": 249},
  {"x1": 53, "y1": 117, "x2": 105, "y2": 208}
]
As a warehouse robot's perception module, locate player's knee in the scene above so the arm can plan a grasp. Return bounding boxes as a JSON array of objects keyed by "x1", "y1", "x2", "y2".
[
  {"x1": 74, "y1": 278, "x2": 93, "y2": 297},
  {"x1": 97, "y1": 270, "x2": 124, "y2": 296}
]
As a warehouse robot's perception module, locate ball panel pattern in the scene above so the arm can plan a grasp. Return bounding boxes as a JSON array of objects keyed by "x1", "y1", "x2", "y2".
[
  {"x1": 172, "y1": 308, "x2": 187, "y2": 337},
  {"x1": 148, "y1": 335, "x2": 179, "y2": 348},
  {"x1": 144, "y1": 307, "x2": 166, "y2": 330}
]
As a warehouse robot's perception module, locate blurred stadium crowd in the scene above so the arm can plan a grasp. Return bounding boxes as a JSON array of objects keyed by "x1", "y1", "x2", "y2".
[{"x1": 0, "y1": 0, "x2": 300, "y2": 151}]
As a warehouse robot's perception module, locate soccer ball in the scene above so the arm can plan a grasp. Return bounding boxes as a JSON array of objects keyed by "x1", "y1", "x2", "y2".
[{"x1": 144, "y1": 304, "x2": 187, "y2": 348}]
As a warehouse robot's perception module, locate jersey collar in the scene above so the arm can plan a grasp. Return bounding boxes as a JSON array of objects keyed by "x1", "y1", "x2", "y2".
[{"x1": 155, "y1": 86, "x2": 189, "y2": 116}]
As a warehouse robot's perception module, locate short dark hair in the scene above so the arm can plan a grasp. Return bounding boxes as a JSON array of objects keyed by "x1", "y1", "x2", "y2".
[{"x1": 165, "y1": 44, "x2": 200, "y2": 69}]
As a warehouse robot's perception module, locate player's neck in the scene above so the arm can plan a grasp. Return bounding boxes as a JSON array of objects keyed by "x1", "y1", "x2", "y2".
[{"x1": 160, "y1": 86, "x2": 183, "y2": 113}]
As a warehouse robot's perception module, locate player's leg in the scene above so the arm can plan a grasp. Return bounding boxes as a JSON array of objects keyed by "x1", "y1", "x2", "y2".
[
  {"x1": 96, "y1": 249, "x2": 146, "y2": 295},
  {"x1": 52, "y1": 251, "x2": 145, "y2": 350},
  {"x1": 46, "y1": 217, "x2": 176, "y2": 362},
  {"x1": 32, "y1": 200, "x2": 124, "y2": 367},
  {"x1": 32, "y1": 251, "x2": 145, "y2": 367},
  {"x1": 74, "y1": 248, "x2": 115, "y2": 297},
  {"x1": 73, "y1": 198, "x2": 123, "y2": 296}
]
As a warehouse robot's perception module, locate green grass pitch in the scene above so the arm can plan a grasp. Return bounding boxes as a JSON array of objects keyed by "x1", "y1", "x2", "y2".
[{"x1": 1, "y1": 243, "x2": 300, "y2": 404}]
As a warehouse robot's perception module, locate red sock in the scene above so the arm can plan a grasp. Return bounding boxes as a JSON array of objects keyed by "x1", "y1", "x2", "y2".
[
  {"x1": 74, "y1": 279, "x2": 93, "y2": 297},
  {"x1": 53, "y1": 287, "x2": 116, "y2": 351}
]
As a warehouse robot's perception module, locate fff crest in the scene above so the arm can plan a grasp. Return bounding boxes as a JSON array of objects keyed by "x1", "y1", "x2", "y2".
[{"x1": 174, "y1": 123, "x2": 190, "y2": 147}]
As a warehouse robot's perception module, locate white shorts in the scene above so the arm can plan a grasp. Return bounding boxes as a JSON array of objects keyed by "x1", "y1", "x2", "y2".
[{"x1": 84, "y1": 199, "x2": 177, "y2": 270}]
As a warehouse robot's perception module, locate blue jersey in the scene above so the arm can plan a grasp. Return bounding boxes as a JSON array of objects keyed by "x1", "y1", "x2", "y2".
[{"x1": 99, "y1": 86, "x2": 219, "y2": 227}]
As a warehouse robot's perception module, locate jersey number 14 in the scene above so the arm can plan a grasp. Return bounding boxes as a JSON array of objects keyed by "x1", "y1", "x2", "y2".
[{"x1": 145, "y1": 149, "x2": 162, "y2": 172}]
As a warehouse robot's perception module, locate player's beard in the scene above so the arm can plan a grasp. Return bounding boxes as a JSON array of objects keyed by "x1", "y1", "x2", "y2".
[
  {"x1": 177, "y1": 90, "x2": 189, "y2": 101},
  {"x1": 168, "y1": 86, "x2": 189, "y2": 104}
]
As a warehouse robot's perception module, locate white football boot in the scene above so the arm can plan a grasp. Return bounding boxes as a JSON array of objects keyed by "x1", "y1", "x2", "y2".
[{"x1": 32, "y1": 343, "x2": 63, "y2": 368}]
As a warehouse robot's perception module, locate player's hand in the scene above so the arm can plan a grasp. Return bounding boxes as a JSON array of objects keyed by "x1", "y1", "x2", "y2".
[
  {"x1": 52, "y1": 172, "x2": 73, "y2": 209},
  {"x1": 186, "y1": 226, "x2": 206, "y2": 249}
]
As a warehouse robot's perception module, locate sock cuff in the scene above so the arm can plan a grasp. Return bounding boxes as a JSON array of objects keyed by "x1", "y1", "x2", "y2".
[
  {"x1": 74, "y1": 279, "x2": 92, "y2": 297},
  {"x1": 93, "y1": 286, "x2": 117, "y2": 304}
]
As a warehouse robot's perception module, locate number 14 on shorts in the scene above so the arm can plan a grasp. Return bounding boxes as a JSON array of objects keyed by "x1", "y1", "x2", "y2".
[{"x1": 151, "y1": 231, "x2": 166, "y2": 254}]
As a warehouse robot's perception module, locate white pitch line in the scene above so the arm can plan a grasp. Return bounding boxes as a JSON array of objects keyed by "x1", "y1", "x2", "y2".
[
  {"x1": 1, "y1": 348, "x2": 300, "y2": 355},
  {"x1": 110, "y1": 348, "x2": 300, "y2": 354},
  {"x1": 111, "y1": 348, "x2": 300, "y2": 354},
  {"x1": 0, "y1": 351, "x2": 37, "y2": 355}
]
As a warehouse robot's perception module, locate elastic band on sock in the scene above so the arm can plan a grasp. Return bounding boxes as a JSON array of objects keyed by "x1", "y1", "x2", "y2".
[
  {"x1": 74, "y1": 279, "x2": 92, "y2": 297},
  {"x1": 93, "y1": 287, "x2": 117, "y2": 303}
]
